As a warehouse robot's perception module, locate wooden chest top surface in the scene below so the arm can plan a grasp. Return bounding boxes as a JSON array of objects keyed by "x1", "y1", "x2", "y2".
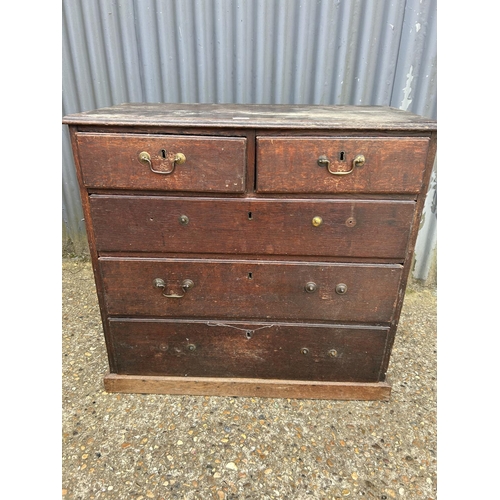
[{"x1": 63, "y1": 103, "x2": 436, "y2": 131}]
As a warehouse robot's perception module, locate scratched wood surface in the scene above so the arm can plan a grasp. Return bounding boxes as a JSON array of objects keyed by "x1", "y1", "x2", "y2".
[
  {"x1": 90, "y1": 195, "x2": 415, "y2": 259},
  {"x1": 108, "y1": 319, "x2": 389, "y2": 382},
  {"x1": 76, "y1": 132, "x2": 246, "y2": 192},
  {"x1": 63, "y1": 103, "x2": 437, "y2": 131},
  {"x1": 100, "y1": 257, "x2": 402, "y2": 323},
  {"x1": 256, "y1": 136, "x2": 430, "y2": 194}
]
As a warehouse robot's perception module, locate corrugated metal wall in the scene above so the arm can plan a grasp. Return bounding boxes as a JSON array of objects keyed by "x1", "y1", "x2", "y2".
[{"x1": 62, "y1": 0, "x2": 437, "y2": 281}]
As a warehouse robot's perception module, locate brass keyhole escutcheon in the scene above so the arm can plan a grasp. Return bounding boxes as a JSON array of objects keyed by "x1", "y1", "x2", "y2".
[{"x1": 312, "y1": 216, "x2": 323, "y2": 227}]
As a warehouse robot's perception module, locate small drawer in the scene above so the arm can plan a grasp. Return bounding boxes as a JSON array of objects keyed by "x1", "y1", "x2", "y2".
[
  {"x1": 76, "y1": 132, "x2": 246, "y2": 192},
  {"x1": 108, "y1": 319, "x2": 389, "y2": 382},
  {"x1": 91, "y1": 195, "x2": 415, "y2": 259},
  {"x1": 100, "y1": 258, "x2": 402, "y2": 323},
  {"x1": 256, "y1": 136, "x2": 429, "y2": 194}
]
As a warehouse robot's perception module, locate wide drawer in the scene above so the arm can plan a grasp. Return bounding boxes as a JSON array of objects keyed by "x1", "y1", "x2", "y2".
[
  {"x1": 90, "y1": 195, "x2": 415, "y2": 259},
  {"x1": 108, "y1": 319, "x2": 389, "y2": 382},
  {"x1": 100, "y1": 258, "x2": 402, "y2": 323},
  {"x1": 256, "y1": 136, "x2": 429, "y2": 194},
  {"x1": 76, "y1": 133, "x2": 246, "y2": 192}
]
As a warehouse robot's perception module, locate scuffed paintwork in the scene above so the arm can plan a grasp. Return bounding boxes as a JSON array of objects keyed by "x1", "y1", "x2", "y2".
[{"x1": 400, "y1": 66, "x2": 414, "y2": 111}]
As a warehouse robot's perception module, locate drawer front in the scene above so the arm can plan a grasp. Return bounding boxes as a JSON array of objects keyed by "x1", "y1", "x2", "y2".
[
  {"x1": 90, "y1": 196, "x2": 415, "y2": 259},
  {"x1": 100, "y1": 258, "x2": 402, "y2": 323},
  {"x1": 109, "y1": 319, "x2": 389, "y2": 382},
  {"x1": 76, "y1": 133, "x2": 246, "y2": 192},
  {"x1": 256, "y1": 137, "x2": 429, "y2": 194}
]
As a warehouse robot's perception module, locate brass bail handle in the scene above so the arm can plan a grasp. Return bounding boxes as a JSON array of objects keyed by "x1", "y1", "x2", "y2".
[
  {"x1": 139, "y1": 151, "x2": 186, "y2": 175},
  {"x1": 317, "y1": 154, "x2": 365, "y2": 175},
  {"x1": 153, "y1": 278, "x2": 194, "y2": 298}
]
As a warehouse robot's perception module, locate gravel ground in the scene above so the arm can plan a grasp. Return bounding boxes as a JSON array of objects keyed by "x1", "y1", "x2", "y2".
[{"x1": 62, "y1": 259, "x2": 437, "y2": 500}]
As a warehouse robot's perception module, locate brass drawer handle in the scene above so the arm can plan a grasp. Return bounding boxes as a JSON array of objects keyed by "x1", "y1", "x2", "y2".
[
  {"x1": 139, "y1": 151, "x2": 186, "y2": 175},
  {"x1": 153, "y1": 278, "x2": 194, "y2": 298},
  {"x1": 318, "y1": 154, "x2": 365, "y2": 175}
]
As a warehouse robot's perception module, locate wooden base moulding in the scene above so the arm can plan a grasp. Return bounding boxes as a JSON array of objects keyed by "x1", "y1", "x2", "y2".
[{"x1": 104, "y1": 373, "x2": 392, "y2": 401}]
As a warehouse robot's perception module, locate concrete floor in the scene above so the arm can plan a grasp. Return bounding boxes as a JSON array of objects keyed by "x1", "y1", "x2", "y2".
[{"x1": 62, "y1": 259, "x2": 437, "y2": 500}]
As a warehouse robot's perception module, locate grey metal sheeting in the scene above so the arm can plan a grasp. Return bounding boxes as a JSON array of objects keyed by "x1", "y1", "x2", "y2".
[{"x1": 62, "y1": 0, "x2": 436, "y2": 280}]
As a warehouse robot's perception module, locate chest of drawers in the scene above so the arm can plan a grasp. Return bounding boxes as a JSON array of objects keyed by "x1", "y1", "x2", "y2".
[{"x1": 63, "y1": 103, "x2": 436, "y2": 400}]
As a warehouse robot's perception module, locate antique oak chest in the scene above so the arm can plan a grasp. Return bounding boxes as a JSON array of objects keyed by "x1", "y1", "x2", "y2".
[{"x1": 63, "y1": 103, "x2": 437, "y2": 400}]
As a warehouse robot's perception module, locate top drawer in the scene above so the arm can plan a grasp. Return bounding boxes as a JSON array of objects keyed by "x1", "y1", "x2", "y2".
[
  {"x1": 256, "y1": 136, "x2": 429, "y2": 194},
  {"x1": 75, "y1": 133, "x2": 246, "y2": 192}
]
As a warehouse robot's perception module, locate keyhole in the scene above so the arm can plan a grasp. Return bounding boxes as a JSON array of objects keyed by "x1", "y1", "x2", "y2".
[
  {"x1": 245, "y1": 330, "x2": 253, "y2": 339},
  {"x1": 339, "y1": 151, "x2": 346, "y2": 161},
  {"x1": 248, "y1": 211, "x2": 253, "y2": 220},
  {"x1": 248, "y1": 272, "x2": 253, "y2": 280},
  {"x1": 161, "y1": 149, "x2": 167, "y2": 159}
]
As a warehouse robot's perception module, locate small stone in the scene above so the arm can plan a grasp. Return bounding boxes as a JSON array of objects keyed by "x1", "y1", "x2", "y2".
[
  {"x1": 326, "y1": 459, "x2": 334, "y2": 467},
  {"x1": 217, "y1": 491, "x2": 225, "y2": 499},
  {"x1": 213, "y1": 472, "x2": 222, "y2": 478},
  {"x1": 167, "y1": 455, "x2": 173, "y2": 461},
  {"x1": 342, "y1": 489, "x2": 350, "y2": 496},
  {"x1": 107, "y1": 486, "x2": 113, "y2": 491},
  {"x1": 177, "y1": 440, "x2": 183, "y2": 445},
  {"x1": 351, "y1": 472, "x2": 358, "y2": 480},
  {"x1": 386, "y1": 489, "x2": 396, "y2": 498},
  {"x1": 146, "y1": 491, "x2": 154, "y2": 498},
  {"x1": 82, "y1": 454, "x2": 88, "y2": 460},
  {"x1": 399, "y1": 488, "x2": 405, "y2": 495},
  {"x1": 62, "y1": 489, "x2": 67, "y2": 496},
  {"x1": 226, "y1": 462, "x2": 238, "y2": 471}
]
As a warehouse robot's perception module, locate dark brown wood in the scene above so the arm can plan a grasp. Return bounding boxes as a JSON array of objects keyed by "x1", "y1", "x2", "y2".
[
  {"x1": 76, "y1": 132, "x2": 246, "y2": 192},
  {"x1": 90, "y1": 195, "x2": 415, "y2": 259},
  {"x1": 108, "y1": 319, "x2": 389, "y2": 382},
  {"x1": 63, "y1": 103, "x2": 437, "y2": 131},
  {"x1": 63, "y1": 103, "x2": 437, "y2": 400},
  {"x1": 103, "y1": 374, "x2": 392, "y2": 400},
  {"x1": 379, "y1": 131, "x2": 439, "y2": 378},
  {"x1": 256, "y1": 137, "x2": 429, "y2": 194},
  {"x1": 100, "y1": 257, "x2": 402, "y2": 323}
]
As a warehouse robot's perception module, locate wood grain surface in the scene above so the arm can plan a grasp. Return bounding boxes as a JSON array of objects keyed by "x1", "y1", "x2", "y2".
[
  {"x1": 256, "y1": 137, "x2": 429, "y2": 194},
  {"x1": 104, "y1": 373, "x2": 392, "y2": 400},
  {"x1": 76, "y1": 132, "x2": 246, "y2": 192},
  {"x1": 100, "y1": 257, "x2": 402, "y2": 323},
  {"x1": 108, "y1": 319, "x2": 389, "y2": 382},
  {"x1": 90, "y1": 195, "x2": 415, "y2": 259},
  {"x1": 63, "y1": 103, "x2": 437, "y2": 131}
]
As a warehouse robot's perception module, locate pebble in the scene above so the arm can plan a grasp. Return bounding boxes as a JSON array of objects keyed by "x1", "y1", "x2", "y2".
[{"x1": 226, "y1": 462, "x2": 238, "y2": 471}]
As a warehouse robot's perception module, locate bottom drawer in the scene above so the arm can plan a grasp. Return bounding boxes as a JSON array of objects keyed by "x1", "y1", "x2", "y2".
[{"x1": 108, "y1": 319, "x2": 389, "y2": 382}]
